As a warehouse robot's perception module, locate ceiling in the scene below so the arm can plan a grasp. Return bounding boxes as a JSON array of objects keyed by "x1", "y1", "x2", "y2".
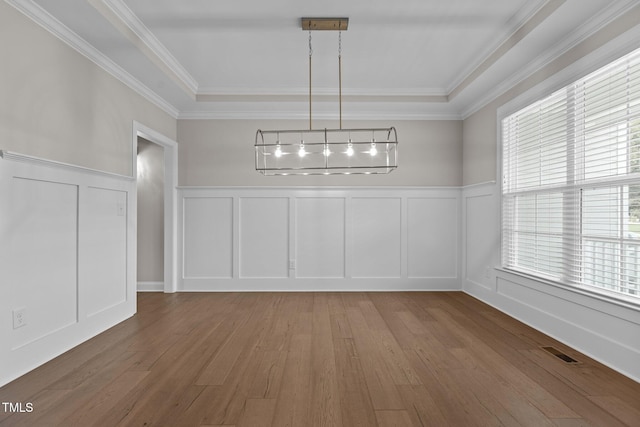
[{"x1": 8, "y1": 0, "x2": 637, "y2": 119}]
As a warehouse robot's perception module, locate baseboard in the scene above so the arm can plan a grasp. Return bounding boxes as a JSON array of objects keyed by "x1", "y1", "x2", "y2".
[
  {"x1": 137, "y1": 281, "x2": 164, "y2": 292},
  {"x1": 179, "y1": 277, "x2": 462, "y2": 292},
  {"x1": 463, "y1": 277, "x2": 640, "y2": 384}
]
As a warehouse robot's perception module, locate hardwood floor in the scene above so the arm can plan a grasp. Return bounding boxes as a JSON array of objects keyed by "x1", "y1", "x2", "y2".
[{"x1": 1, "y1": 292, "x2": 639, "y2": 426}]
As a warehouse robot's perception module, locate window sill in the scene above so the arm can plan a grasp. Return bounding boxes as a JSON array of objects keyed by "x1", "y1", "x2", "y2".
[{"x1": 495, "y1": 266, "x2": 640, "y2": 313}]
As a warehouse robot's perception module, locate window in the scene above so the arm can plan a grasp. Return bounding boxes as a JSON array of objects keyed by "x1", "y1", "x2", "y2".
[{"x1": 502, "y1": 47, "x2": 640, "y2": 299}]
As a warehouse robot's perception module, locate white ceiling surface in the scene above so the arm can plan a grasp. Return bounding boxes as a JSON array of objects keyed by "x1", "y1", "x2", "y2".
[{"x1": 15, "y1": 0, "x2": 637, "y2": 119}]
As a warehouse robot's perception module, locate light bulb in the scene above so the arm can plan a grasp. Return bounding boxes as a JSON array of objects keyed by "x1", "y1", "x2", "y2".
[
  {"x1": 274, "y1": 144, "x2": 282, "y2": 158},
  {"x1": 346, "y1": 140, "x2": 354, "y2": 156},
  {"x1": 298, "y1": 141, "x2": 306, "y2": 157},
  {"x1": 370, "y1": 141, "x2": 377, "y2": 156}
]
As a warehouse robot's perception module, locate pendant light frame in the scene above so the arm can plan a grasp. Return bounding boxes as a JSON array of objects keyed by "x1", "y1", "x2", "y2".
[{"x1": 255, "y1": 17, "x2": 398, "y2": 176}]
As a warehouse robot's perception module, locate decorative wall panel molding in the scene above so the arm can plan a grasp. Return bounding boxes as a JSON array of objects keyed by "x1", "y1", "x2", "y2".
[
  {"x1": 351, "y1": 197, "x2": 402, "y2": 278},
  {"x1": 0, "y1": 151, "x2": 136, "y2": 387},
  {"x1": 178, "y1": 187, "x2": 461, "y2": 291},
  {"x1": 6, "y1": 177, "x2": 79, "y2": 350},
  {"x1": 408, "y1": 197, "x2": 459, "y2": 279},
  {"x1": 296, "y1": 197, "x2": 346, "y2": 279},
  {"x1": 83, "y1": 187, "x2": 129, "y2": 317},
  {"x1": 239, "y1": 197, "x2": 290, "y2": 278},
  {"x1": 183, "y1": 197, "x2": 233, "y2": 279}
]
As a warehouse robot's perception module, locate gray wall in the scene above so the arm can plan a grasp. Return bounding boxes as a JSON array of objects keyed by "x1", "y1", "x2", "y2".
[
  {"x1": 0, "y1": 1, "x2": 176, "y2": 176},
  {"x1": 178, "y1": 119, "x2": 462, "y2": 187},
  {"x1": 137, "y1": 138, "x2": 165, "y2": 283}
]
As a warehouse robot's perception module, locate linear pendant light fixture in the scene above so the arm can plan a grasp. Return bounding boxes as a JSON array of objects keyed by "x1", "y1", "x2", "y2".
[{"x1": 255, "y1": 17, "x2": 398, "y2": 176}]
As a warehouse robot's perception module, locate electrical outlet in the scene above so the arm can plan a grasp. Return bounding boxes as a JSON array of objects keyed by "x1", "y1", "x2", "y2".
[
  {"x1": 13, "y1": 308, "x2": 26, "y2": 329},
  {"x1": 289, "y1": 260, "x2": 296, "y2": 269}
]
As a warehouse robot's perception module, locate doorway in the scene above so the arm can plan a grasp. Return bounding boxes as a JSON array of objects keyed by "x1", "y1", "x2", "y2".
[
  {"x1": 137, "y1": 137, "x2": 164, "y2": 291},
  {"x1": 133, "y1": 121, "x2": 178, "y2": 293}
]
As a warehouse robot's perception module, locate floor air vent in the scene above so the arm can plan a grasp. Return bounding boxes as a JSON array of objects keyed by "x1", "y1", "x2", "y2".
[{"x1": 542, "y1": 346, "x2": 579, "y2": 363}]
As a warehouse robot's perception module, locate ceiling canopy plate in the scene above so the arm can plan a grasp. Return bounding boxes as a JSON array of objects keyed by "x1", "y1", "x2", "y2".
[{"x1": 301, "y1": 17, "x2": 349, "y2": 31}]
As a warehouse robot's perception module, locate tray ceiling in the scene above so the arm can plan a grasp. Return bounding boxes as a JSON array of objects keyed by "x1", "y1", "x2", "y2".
[{"x1": 7, "y1": 0, "x2": 636, "y2": 119}]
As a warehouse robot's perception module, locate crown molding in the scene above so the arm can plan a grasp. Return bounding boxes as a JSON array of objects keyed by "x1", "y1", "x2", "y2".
[
  {"x1": 178, "y1": 109, "x2": 462, "y2": 121},
  {"x1": 450, "y1": 0, "x2": 567, "y2": 101},
  {"x1": 196, "y1": 86, "x2": 449, "y2": 98},
  {"x1": 496, "y1": 25, "x2": 640, "y2": 123},
  {"x1": 445, "y1": 0, "x2": 549, "y2": 95},
  {"x1": 8, "y1": 0, "x2": 637, "y2": 122},
  {"x1": 459, "y1": 0, "x2": 640, "y2": 118},
  {"x1": 97, "y1": 0, "x2": 199, "y2": 95},
  {"x1": 195, "y1": 93, "x2": 449, "y2": 104},
  {"x1": 6, "y1": 0, "x2": 180, "y2": 119}
]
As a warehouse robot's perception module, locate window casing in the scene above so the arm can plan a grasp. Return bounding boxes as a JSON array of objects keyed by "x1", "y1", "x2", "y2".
[{"x1": 502, "y1": 47, "x2": 640, "y2": 299}]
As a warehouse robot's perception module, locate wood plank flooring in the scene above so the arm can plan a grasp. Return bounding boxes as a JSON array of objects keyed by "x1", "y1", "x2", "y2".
[{"x1": 1, "y1": 292, "x2": 639, "y2": 426}]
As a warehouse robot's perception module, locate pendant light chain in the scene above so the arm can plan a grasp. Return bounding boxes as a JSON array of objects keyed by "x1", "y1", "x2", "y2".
[
  {"x1": 338, "y1": 29, "x2": 343, "y2": 130},
  {"x1": 308, "y1": 29, "x2": 313, "y2": 130}
]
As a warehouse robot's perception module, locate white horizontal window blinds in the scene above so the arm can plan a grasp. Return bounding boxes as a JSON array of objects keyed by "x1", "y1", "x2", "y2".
[{"x1": 502, "y1": 47, "x2": 640, "y2": 299}]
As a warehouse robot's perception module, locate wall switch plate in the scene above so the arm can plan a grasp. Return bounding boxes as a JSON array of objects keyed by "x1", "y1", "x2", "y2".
[
  {"x1": 289, "y1": 260, "x2": 296, "y2": 269},
  {"x1": 485, "y1": 267, "x2": 491, "y2": 279},
  {"x1": 13, "y1": 308, "x2": 26, "y2": 329}
]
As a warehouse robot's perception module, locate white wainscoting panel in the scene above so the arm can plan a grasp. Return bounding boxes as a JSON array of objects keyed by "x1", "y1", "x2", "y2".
[
  {"x1": 178, "y1": 187, "x2": 461, "y2": 291},
  {"x1": 462, "y1": 182, "x2": 640, "y2": 383},
  {"x1": 6, "y1": 177, "x2": 79, "y2": 350},
  {"x1": 296, "y1": 197, "x2": 346, "y2": 279},
  {"x1": 0, "y1": 151, "x2": 136, "y2": 387},
  {"x1": 183, "y1": 197, "x2": 233, "y2": 278},
  {"x1": 463, "y1": 186, "x2": 500, "y2": 290},
  {"x1": 352, "y1": 197, "x2": 401, "y2": 278},
  {"x1": 82, "y1": 187, "x2": 128, "y2": 318},
  {"x1": 239, "y1": 197, "x2": 289, "y2": 278},
  {"x1": 407, "y1": 197, "x2": 459, "y2": 278}
]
